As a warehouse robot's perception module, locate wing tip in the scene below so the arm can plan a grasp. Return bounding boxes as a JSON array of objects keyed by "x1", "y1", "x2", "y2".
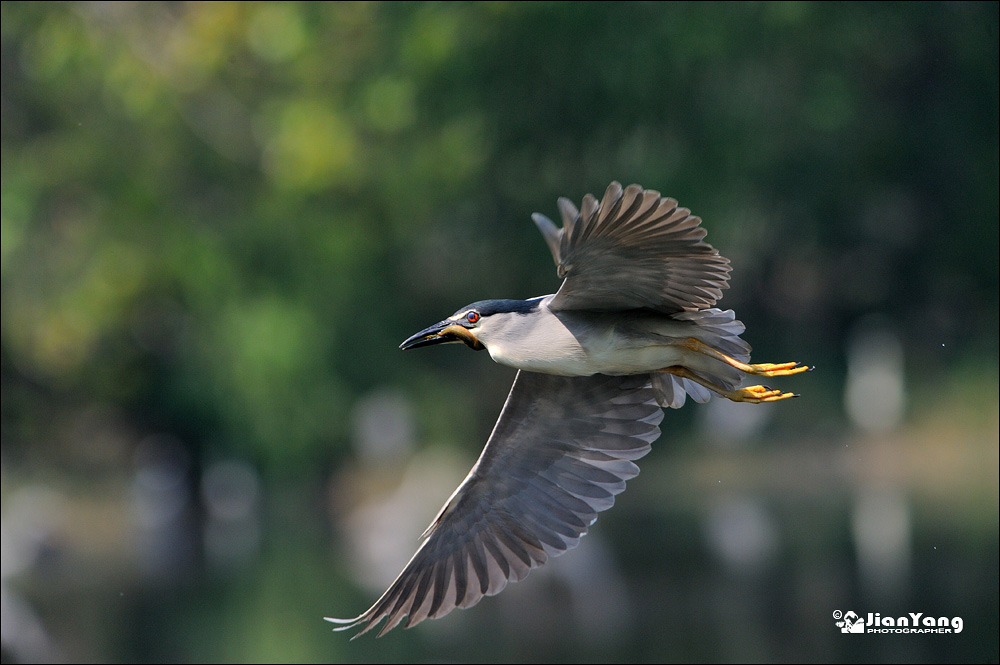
[
  {"x1": 324, "y1": 616, "x2": 357, "y2": 625},
  {"x1": 531, "y1": 211, "x2": 553, "y2": 227},
  {"x1": 325, "y1": 616, "x2": 364, "y2": 638},
  {"x1": 325, "y1": 614, "x2": 390, "y2": 640}
]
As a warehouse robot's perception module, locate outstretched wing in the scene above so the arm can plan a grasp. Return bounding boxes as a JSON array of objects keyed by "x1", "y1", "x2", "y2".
[
  {"x1": 532, "y1": 182, "x2": 731, "y2": 313},
  {"x1": 326, "y1": 371, "x2": 663, "y2": 638}
]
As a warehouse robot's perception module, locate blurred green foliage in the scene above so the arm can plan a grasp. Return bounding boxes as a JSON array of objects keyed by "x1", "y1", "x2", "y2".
[{"x1": 1, "y1": 2, "x2": 997, "y2": 663}]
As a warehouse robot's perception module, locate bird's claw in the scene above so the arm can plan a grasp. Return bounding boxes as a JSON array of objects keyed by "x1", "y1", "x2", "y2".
[
  {"x1": 745, "y1": 361, "x2": 811, "y2": 377},
  {"x1": 730, "y1": 384, "x2": 798, "y2": 403}
]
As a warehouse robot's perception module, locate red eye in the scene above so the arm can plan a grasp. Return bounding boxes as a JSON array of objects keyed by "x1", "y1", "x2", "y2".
[{"x1": 466, "y1": 311, "x2": 480, "y2": 324}]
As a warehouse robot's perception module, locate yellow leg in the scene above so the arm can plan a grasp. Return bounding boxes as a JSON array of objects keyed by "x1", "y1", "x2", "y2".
[
  {"x1": 679, "y1": 338, "x2": 811, "y2": 377},
  {"x1": 660, "y1": 367, "x2": 798, "y2": 403}
]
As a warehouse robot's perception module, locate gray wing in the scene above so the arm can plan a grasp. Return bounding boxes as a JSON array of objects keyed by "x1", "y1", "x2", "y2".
[
  {"x1": 326, "y1": 371, "x2": 663, "y2": 638},
  {"x1": 532, "y1": 182, "x2": 731, "y2": 313}
]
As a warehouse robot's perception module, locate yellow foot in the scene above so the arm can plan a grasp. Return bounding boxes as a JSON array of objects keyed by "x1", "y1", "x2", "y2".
[
  {"x1": 659, "y1": 366, "x2": 801, "y2": 404},
  {"x1": 725, "y1": 384, "x2": 799, "y2": 403},
  {"x1": 744, "y1": 361, "x2": 812, "y2": 377},
  {"x1": 679, "y1": 338, "x2": 812, "y2": 377}
]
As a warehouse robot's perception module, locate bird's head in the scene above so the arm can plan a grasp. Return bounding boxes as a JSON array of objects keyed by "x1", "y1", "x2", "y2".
[{"x1": 399, "y1": 299, "x2": 540, "y2": 352}]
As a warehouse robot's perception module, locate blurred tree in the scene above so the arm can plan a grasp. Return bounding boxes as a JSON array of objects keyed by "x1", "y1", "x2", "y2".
[{"x1": 1, "y1": 2, "x2": 996, "y2": 663}]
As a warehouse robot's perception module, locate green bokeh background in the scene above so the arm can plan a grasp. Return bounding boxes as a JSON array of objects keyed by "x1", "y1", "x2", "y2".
[{"x1": 2, "y1": 3, "x2": 997, "y2": 662}]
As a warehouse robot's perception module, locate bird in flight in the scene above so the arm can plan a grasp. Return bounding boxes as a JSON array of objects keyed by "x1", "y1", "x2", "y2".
[{"x1": 327, "y1": 182, "x2": 809, "y2": 637}]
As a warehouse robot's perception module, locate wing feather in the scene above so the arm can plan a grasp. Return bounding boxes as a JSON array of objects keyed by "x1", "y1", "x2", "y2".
[
  {"x1": 533, "y1": 182, "x2": 731, "y2": 313},
  {"x1": 326, "y1": 371, "x2": 662, "y2": 637}
]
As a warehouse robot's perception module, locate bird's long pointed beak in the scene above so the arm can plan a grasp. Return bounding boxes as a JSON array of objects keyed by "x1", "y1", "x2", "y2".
[{"x1": 400, "y1": 320, "x2": 483, "y2": 350}]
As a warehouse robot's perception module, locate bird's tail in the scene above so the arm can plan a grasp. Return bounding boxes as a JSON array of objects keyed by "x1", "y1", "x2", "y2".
[{"x1": 651, "y1": 308, "x2": 750, "y2": 409}]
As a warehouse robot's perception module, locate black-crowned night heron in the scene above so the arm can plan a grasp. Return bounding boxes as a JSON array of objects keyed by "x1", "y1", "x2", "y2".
[{"x1": 328, "y1": 182, "x2": 809, "y2": 637}]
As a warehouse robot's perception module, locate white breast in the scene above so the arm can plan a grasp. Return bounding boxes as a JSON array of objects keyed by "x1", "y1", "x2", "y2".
[{"x1": 474, "y1": 302, "x2": 589, "y2": 376}]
